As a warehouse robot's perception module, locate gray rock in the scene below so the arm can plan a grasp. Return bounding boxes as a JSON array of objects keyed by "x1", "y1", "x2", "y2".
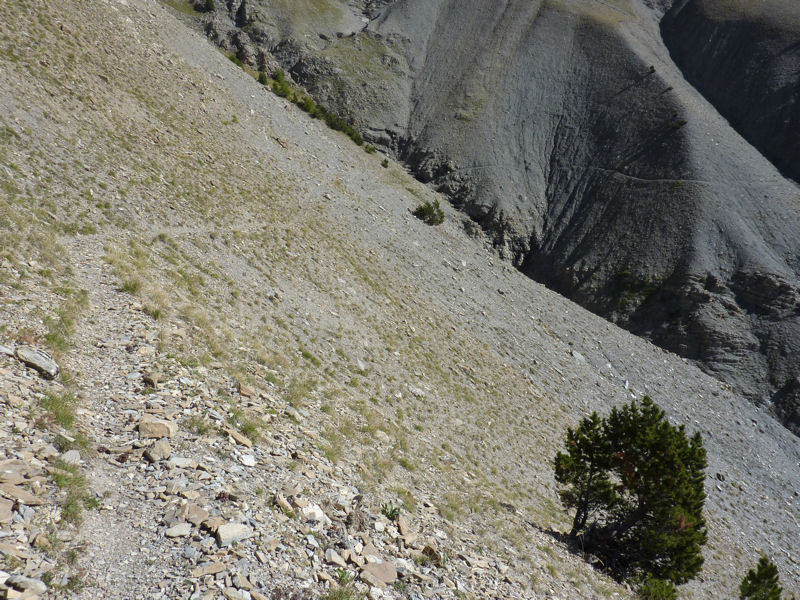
[
  {"x1": 6, "y1": 574, "x2": 48, "y2": 595},
  {"x1": 61, "y1": 449, "x2": 81, "y2": 465},
  {"x1": 145, "y1": 439, "x2": 172, "y2": 462},
  {"x1": 14, "y1": 346, "x2": 59, "y2": 379},
  {"x1": 216, "y1": 522, "x2": 254, "y2": 547},
  {"x1": 165, "y1": 522, "x2": 192, "y2": 537}
]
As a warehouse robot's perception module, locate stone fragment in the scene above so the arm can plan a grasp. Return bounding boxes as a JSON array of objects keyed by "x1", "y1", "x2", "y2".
[
  {"x1": 138, "y1": 416, "x2": 177, "y2": 439},
  {"x1": 190, "y1": 562, "x2": 227, "y2": 577},
  {"x1": 222, "y1": 588, "x2": 246, "y2": 600},
  {"x1": 228, "y1": 429, "x2": 253, "y2": 448},
  {"x1": 144, "y1": 440, "x2": 171, "y2": 462},
  {"x1": 168, "y1": 456, "x2": 197, "y2": 469},
  {"x1": 301, "y1": 503, "x2": 331, "y2": 528},
  {"x1": 165, "y1": 522, "x2": 192, "y2": 537},
  {"x1": 178, "y1": 503, "x2": 209, "y2": 526},
  {"x1": 60, "y1": 450, "x2": 81, "y2": 465},
  {"x1": 325, "y1": 548, "x2": 347, "y2": 568},
  {"x1": 239, "y1": 454, "x2": 256, "y2": 467},
  {"x1": 397, "y1": 515, "x2": 413, "y2": 537},
  {"x1": 274, "y1": 494, "x2": 294, "y2": 516},
  {"x1": 0, "y1": 498, "x2": 12, "y2": 524},
  {"x1": 216, "y1": 522, "x2": 254, "y2": 547},
  {"x1": 0, "y1": 483, "x2": 44, "y2": 506},
  {"x1": 5, "y1": 575, "x2": 47, "y2": 595},
  {"x1": 14, "y1": 346, "x2": 59, "y2": 379},
  {"x1": 237, "y1": 382, "x2": 255, "y2": 398},
  {"x1": 360, "y1": 569, "x2": 385, "y2": 588},
  {"x1": 142, "y1": 371, "x2": 161, "y2": 388}
]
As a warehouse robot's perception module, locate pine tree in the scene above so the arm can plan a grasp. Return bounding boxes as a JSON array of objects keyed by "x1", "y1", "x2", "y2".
[
  {"x1": 740, "y1": 555, "x2": 783, "y2": 600},
  {"x1": 553, "y1": 397, "x2": 707, "y2": 585}
]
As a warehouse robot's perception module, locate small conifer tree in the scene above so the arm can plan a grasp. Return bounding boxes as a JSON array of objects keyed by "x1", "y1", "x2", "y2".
[
  {"x1": 554, "y1": 397, "x2": 707, "y2": 585},
  {"x1": 740, "y1": 555, "x2": 783, "y2": 600}
]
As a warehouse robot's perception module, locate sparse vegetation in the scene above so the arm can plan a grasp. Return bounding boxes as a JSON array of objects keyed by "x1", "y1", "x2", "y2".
[
  {"x1": 740, "y1": 555, "x2": 784, "y2": 600},
  {"x1": 412, "y1": 199, "x2": 445, "y2": 225}
]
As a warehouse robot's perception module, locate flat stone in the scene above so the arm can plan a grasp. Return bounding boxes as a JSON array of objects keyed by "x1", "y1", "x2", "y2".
[
  {"x1": 325, "y1": 548, "x2": 347, "y2": 568},
  {"x1": 239, "y1": 454, "x2": 256, "y2": 467},
  {"x1": 6, "y1": 575, "x2": 47, "y2": 595},
  {"x1": 138, "y1": 416, "x2": 178, "y2": 439},
  {"x1": 360, "y1": 569, "x2": 385, "y2": 588},
  {"x1": 144, "y1": 440, "x2": 172, "y2": 462},
  {"x1": 167, "y1": 456, "x2": 197, "y2": 469},
  {"x1": 165, "y1": 522, "x2": 192, "y2": 537},
  {"x1": 190, "y1": 562, "x2": 227, "y2": 577},
  {"x1": 301, "y1": 503, "x2": 331, "y2": 528},
  {"x1": 0, "y1": 498, "x2": 13, "y2": 523},
  {"x1": 228, "y1": 429, "x2": 253, "y2": 448},
  {"x1": 216, "y1": 522, "x2": 254, "y2": 547},
  {"x1": 14, "y1": 346, "x2": 59, "y2": 379},
  {"x1": 0, "y1": 483, "x2": 44, "y2": 506},
  {"x1": 237, "y1": 382, "x2": 256, "y2": 398}
]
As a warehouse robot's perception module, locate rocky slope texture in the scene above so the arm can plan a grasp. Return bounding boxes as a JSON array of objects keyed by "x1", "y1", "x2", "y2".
[
  {"x1": 1, "y1": 0, "x2": 799, "y2": 598},
  {"x1": 197, "y1": 0, "x2": 800, "y2": 432}
]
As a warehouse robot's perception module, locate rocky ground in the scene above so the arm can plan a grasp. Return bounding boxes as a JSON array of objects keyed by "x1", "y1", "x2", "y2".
[
  {"x1": 0, "y1": 0, "x2": 798, "y2": 599},
  {"x1": 198, "y1": 0, "x2": 800, "y2": 420}
]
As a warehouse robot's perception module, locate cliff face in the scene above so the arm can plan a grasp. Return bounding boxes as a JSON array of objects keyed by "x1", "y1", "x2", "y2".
[
  {"x1": 662, "y1": 0, "x2": 800, "y2": 184},
  {"x1": 199, "y1": 0, "x2": 800, "y2": 432}
]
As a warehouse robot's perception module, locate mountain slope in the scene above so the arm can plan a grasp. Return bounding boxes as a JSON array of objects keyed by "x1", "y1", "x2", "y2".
[
  {"x1": 201, "y1": 0, "x2": 800, "y2": 433},
  {"x1": 0, "y1": 0, "x2": 798, "y2": 598}
]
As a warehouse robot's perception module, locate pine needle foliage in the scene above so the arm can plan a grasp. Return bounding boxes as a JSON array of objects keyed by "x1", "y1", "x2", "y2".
[
  {"x1": 554, "y1": 396, "x2": 707, "y2": 585},
  {"x1": 740, "y1": 555, "x2": 783, "y2": 600}
]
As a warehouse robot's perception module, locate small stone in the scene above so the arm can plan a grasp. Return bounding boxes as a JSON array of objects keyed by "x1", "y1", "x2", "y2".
[
  {"x1": 325, "y1": 548, "x2": 347, "y2": 568},
  {"x1": 239, "y1": 454, "x2": 256, "y2": 467},
  {"x1": 301, "y1": 504, "x2": 331, "y2": 528},
  {"x1": 216, "y1": 522, "x2": 254, "y2": 547},
  {"x1": 360, "y1": 569, "x2": 385, "y2": 588},
  {"x1": 228, "y1": 429, "x2": 253, "y2": 448},
  {"x1": 165, "y1": 522, "x2": 192, "y2": 537},
  {"x1": 191, "y1": 562, "x2": 227, "y2": 577},
  {"x1": 138, "y1": 416, "x2": 178, "y2": 439},
  {"x1": 0, "y1": 483, "x2": 44, "y2": 506},
  {"x1": 6, "y1": 575, "x2": 47, "y2": 595},
  {"x1": 168, "y1": 456, "x2": 197, "y2": 469},
  {"x1": 60, "y1": 449, "x2": 81, "y2": 465},
  {"x1": 142, "y1": 371, "x2": 161, "y2": 388},
  {"x1": 178, "y1": 503, "x2": 209, "y2": 526},
  {"x1": 237, "y1": 382, "x2": 256, "y2": 398},
  {"x1": 397, "y1": 515, "x2": 412, "y2": 537},
  {"x1": 0, "y1": 498, "x2": 13, "y2": 523},
  {"x1": 144, "y1": 439, "x2": 171, "y2": 462},
  {"x1": 14, "y1": 346, "x2": 59, "y2": 379}
]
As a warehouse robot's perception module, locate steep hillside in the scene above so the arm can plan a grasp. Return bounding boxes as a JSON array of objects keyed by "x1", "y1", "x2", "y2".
[
  {"x1": 197, "y1": 0, "x2": 800, "y2": 433},
  {"x1": 0, "y1": 0, "x2": 799, "y2": 599},
  {"x1": 662, "y1": 0, "x2": 800, "y2": 184}
]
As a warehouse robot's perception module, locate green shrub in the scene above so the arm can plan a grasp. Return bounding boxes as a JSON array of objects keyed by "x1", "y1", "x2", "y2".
[
  {"x1": 740, "y1": 555, "x2": 783, "y2": 600},
  {"x1": 196, "y1": 0, "x2": 214, "y2": 12},
  {"x1": 228, "y1": 53, "x2": 245, "y2": 68},
  {"x1": 412, "y1": 199, "x2": 444, "y2": 225},
  {"x1": 257, "y1": 72, "x2": 268, "y2": 86},
  {"x1": 381, "y1": 158, "x2": 389, "y2": 168},
  {"x1": 271, "y1": 69, "x2": 291, "y2": 98},
  {"x1": 554, "y1": 396, "x2": 707, "y2": 584},
  {"x1": 364, "y1": 144, "x2": 377, "y2": 154},
  {"x1": 638, "y1": 577, "x2": 677, "y2": 600}
]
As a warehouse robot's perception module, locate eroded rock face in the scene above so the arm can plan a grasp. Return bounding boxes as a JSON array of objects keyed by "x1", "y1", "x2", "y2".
[
  {"x1": 194, "y1": 0, "x2": 800, "y2": 431},
  {"x1": 661, "y1": 0, "x2": 800, "y2": 183}
]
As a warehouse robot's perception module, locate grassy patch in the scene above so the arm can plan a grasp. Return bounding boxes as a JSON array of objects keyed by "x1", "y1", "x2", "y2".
[{"x1": 39, "y1": 392, "x2": 79, "y2": 429}]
